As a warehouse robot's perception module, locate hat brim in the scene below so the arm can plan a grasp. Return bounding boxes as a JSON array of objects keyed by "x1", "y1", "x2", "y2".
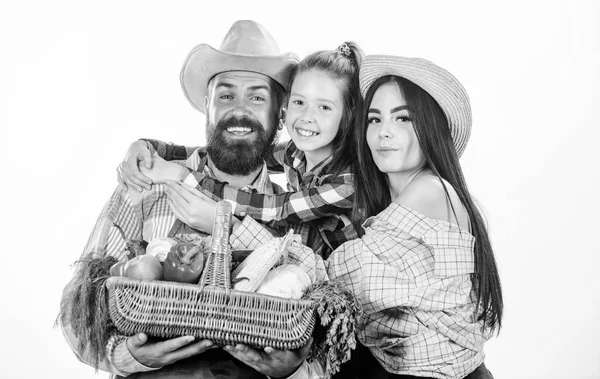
[
  {"x1": 359, "y1": 55, "x2": 472, "y2": 157},
  {"x1": 180, "y1": 44, "x2": 298, "y2": 113}
]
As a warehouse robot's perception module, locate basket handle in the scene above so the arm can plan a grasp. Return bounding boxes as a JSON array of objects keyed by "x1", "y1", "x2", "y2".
[{"x1": 199, "y1": 201, "x2": 233, "y2": 288}]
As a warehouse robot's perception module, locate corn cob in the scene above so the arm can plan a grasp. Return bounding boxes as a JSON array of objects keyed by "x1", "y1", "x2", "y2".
[{"x1": 232, "y1": 230, "x2": 294, "y2": 292}]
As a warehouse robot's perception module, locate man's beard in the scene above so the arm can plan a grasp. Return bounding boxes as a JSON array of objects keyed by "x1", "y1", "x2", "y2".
[{"x1": 206, "y1": 115, "x2": 277, "y2": 176}]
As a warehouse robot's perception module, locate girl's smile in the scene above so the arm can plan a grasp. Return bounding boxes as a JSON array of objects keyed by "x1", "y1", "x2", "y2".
[{"x1": 286, "y1": 69, "x2": 344, "y2": 167}]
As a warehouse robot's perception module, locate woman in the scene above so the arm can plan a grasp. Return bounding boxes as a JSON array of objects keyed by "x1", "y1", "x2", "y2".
[{"x1": 328, "y1": 55, "x2": 503, "y2": 379}]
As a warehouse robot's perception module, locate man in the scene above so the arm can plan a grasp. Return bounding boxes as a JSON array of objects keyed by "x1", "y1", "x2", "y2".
[{"x1": 60, "y1": 20, "x2": 323, "y2": 379}]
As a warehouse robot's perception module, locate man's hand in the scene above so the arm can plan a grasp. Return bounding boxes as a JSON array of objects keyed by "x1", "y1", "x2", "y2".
[
  {"x1": 223, "y1": 338, "x2": 313, "y2": 378},
  {"x1": 127, "y1": 333, "x2": 216, "y2": 368},
  {"x1": 164, "y1": 180, "x2": 217, "y2": 234},
  {"x1": 117, "y1": 140, "x2": 153, "y2": 192}
]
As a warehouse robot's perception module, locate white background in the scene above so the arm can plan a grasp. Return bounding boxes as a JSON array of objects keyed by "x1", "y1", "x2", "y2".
[{"x1": 1, "y1": 1, "x2": 598, "y2": 378}]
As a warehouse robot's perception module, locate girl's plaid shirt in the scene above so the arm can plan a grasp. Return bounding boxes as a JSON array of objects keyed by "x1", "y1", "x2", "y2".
[{"x1": 148, "y1": 139, "x2": 358, "y2": 259}]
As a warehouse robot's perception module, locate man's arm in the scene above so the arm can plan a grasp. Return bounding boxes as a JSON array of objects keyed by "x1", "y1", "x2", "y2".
[
  {"x1": 59, "y1": 278, "x2": 161, "y2": 376},
  {"x1": 60, "y1": 185, "x2": 214, "y2": 375}
]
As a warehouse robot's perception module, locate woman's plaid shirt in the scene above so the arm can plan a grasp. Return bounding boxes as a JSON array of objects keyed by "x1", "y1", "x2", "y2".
[{"x1": 327, "y1": 203, "x2": 492, "y2": 379}]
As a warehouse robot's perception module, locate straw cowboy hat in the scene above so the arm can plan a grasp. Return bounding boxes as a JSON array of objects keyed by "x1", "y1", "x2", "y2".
[
  {"x1": 359, "y1": 55, "x2": 472, "y2": 157},
  {"x1": 180, "y1": 20, "x2": 299, "y2": 113}
]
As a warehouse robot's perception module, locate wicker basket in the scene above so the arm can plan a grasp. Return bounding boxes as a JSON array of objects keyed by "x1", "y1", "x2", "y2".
[{"x1": 106, "y1": 201, "x2": 317, "y2": 350}]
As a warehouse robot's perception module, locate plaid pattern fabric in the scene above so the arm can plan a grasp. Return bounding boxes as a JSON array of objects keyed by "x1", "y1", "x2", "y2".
[
  {"x1": 327, "y1": 203, "x2": 491, "y2": 379},
  {"x1": 80, "y1": 149, "x2": 290, "y2": 375},
  {"x1": 151, "y1": 139, "x2": 357, "y2": 259},
  {"x1": 82, "y1": 149, "x2": 278, "y2": 259}
]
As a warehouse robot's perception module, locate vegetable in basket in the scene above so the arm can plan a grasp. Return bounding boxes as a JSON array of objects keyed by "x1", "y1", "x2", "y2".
[
  {"x1": 114, "y1": 254, "x2": 163, "y2": 280},
  {"x1": 232, "y1": 230, "x2": 295, "y2": 292},
  {"x1": 162, "y1": 243, "x2": 205, "y2": 283},
  {"x1": 145, "y1": 236, "x2": 178, "y2": 262},
  {"x1": 302, "y1": 280, "x2": 364, "y2": 379},
  {"x1": 256, "y1": 264, "x2": 312, "y2": 299},
  {"x1": 112, "y1": 222, "x2": 147, "y2": 259}
]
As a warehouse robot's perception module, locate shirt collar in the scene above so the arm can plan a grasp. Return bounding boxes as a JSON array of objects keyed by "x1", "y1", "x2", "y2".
[{"x1": 288, "y1": 143, "x2": 333, "y2": 178}]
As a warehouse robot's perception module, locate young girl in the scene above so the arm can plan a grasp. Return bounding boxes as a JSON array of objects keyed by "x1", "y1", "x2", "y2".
[
  {"x1": 119, "y1": 42, "x2": 364, "y2": 259},
  {"x1": 327, "y1": 55, "x2": 503, "y2": 379}
]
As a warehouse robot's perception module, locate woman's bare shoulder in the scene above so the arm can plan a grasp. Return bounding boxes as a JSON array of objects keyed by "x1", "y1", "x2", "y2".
[{"x1": 394, "y1": 173, "x2": 468, "y2": 228}]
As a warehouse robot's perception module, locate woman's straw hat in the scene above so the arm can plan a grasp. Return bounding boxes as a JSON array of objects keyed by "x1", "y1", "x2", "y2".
[
  {"x1": 180, "y1": 20, "x2": 299, "y2": 113},
  {"x1": 359, "y1": 55, "x2": 472, "y2": 157}
]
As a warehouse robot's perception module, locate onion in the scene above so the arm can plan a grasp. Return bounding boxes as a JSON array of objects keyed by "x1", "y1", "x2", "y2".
[{"x1": 146, "y1": 236, "x2": 178, "y2": 262}]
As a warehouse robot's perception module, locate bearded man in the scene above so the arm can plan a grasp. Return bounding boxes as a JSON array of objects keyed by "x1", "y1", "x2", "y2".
[{"x1": 59, "y1": 20, "x2": 321, "y2": 379}]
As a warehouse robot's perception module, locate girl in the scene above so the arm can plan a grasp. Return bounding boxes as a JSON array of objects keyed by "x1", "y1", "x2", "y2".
[
  {"x1": 327, "y1": 55, "x2": 503, "y2": 379},
  {"x1": 119, "y1": 42, "x2": 364, "y2": 259}
]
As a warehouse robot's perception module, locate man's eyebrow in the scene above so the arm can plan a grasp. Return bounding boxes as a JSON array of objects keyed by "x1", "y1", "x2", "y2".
[
  {"x1": 215, "y1": 82, "x2": 236, "y2": 90},
  {"x1": 248, "y1": 85, "x2": 270, "y2": 92}
]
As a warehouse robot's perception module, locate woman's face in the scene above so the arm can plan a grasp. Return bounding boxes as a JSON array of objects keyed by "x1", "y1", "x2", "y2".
[
  {"x1": 366, "y1": 81, "x2": 426, "y2": 176},
  {"x1": 286, "y1": 69, "x2": 344, "y2": 163}
]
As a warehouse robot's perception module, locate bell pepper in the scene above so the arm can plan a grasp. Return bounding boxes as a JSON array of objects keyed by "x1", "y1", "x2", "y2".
[
  {"x1": 162, "y1": 243, "x2": 205, "y2": 283},
  {"x1": 109, "y1": 261, "x2": 126, "y2": 276},
  {"x1": 113, "y1": 223, "x2": 148, "y2": 260}
]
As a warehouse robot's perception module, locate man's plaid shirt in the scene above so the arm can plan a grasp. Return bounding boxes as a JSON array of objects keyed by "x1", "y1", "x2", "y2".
[
  {"x1": 327, "y1": 203, "x2": 492, "y2": 379},
  {"x1": 83, "y1": 148, "x2": 279, "y2": 260},
  {"x1": 148, "y1": 139, "x2": 358, "y2": 259},
  {"x1": 73, "y1": 148, "x2": 330, "y2": 377}
]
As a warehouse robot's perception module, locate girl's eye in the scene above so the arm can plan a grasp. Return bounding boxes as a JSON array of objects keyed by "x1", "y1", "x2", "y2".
[
  {"x1": 320, "y1": 105, "x2": 332, "y2": 111},
  {"x1": 367, "y1": 117, "x2": 380, "y2": 124},
  {"x1": 220, "y1": 94, "x2": 233, "y2": 100},
  {"x1": 292, "y1": 100, "x2": 303, "y2": 106},
  {"x1": 396, "y1": 115, "x2": 412, "y2": 122},
  {"x1": 251, "y1": 96, "x2": 265, "y2": 102}
]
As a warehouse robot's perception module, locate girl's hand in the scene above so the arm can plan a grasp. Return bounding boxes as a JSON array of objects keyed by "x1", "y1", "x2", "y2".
[
  {"x1": 223, "y1": 338, "x2": 312, "y2": 378},
  {"x1": 117, "y1": 140, "x2": 153, "y2": 192},
  {"x1": 140, "y1": 156, "x2": 187, "y2": 184},
  {"x1": 164, "y1": 180, "x2": 218, "y2": 234}
]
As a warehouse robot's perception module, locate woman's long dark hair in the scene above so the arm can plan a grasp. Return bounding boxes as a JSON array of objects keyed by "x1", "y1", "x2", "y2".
[{"x1": 352, "y1": 75, "x2": 503, "y2": 332}]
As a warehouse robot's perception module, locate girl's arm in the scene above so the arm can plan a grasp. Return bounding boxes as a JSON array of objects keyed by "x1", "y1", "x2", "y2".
[
  {"x1": 141, "y1": 138, "x2": 287, "y2": 173},
  {"x1": 180, "y1": 167, "x2": 354, "y2": 226},
  {"x1": 142, "y1": 138, "x2": 199, "y2": 161}
]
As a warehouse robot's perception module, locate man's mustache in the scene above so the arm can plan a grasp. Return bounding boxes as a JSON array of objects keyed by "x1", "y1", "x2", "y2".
[{"x1": 216, "y1": 115, "x2": 264, "y2": 132}]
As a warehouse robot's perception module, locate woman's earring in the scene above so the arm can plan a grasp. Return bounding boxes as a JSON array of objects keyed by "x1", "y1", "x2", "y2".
[{"x1": 278, "y1": 119, "x2": 285, "y2": 130}]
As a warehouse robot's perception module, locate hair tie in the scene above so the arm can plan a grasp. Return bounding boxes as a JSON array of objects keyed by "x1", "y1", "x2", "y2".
[{"x1": 337, "y1": 43, "x2": 351, "y2": 57}]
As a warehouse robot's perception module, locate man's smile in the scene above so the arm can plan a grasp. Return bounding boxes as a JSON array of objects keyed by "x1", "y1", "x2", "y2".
[{"x1": 225, "y1": 126, "x2": 254, "y2": 136}]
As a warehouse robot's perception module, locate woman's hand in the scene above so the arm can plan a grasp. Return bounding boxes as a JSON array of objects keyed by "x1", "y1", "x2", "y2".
[
  {"x1": 223, "y1": 338, "x2": 312, "y2": 378},
  {"x1": 164, "y1": 180, "x2": 218, "y2": 234},
  {"x1": 117, "y1": 140, "x2": 153, "y2": 192}
]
